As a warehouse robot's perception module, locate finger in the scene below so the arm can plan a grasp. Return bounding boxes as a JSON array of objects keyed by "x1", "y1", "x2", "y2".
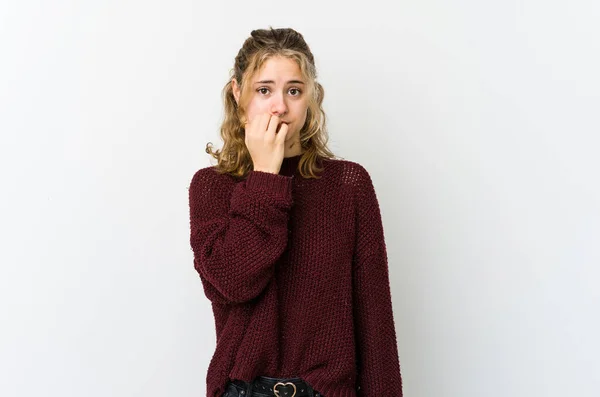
[
  {"x1": 257, "y1": 113, "x2": 270, "y2": 134},
  {"x1": 275, "y1": 122, "x2": 289, "y2": 143},
  {"x1": 245, "y1": 114, "x2": 255, "y2": 132},
  {"x1": 266, "y1": 114, "x2": 280, "y2": 134}
]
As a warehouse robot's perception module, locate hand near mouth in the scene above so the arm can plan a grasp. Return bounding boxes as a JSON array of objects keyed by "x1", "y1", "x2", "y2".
[{"x1": 244, "y1": 113, "x2": 290, "y2": 174}]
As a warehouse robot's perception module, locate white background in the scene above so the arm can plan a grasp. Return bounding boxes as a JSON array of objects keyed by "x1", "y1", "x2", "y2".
[{"x1": 1, "y1": 1, "x2": 599, "y2": 396}]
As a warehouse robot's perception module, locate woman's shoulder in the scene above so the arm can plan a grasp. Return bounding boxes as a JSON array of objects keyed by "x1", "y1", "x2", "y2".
[
  {"x1": 188, "y1": 164, "x2": 238, "y2": 194},
  {"x1": 324, "y1": 156, "x2": 373, "y2": 187}
]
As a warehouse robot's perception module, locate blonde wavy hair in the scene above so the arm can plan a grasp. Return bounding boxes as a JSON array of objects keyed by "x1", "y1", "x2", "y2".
[{"x1": 205, "y1": 27, "x2": 338, "y2": 180}]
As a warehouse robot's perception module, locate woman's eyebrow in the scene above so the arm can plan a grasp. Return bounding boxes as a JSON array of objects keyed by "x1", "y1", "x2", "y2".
[{"x1": 254, "y1": 80, "x2": 305, "y2": 85}]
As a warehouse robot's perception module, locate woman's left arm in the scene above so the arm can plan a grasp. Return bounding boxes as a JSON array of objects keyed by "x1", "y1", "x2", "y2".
[{"x1": 351, "y1": 164, "x2": 403, "y2": 397}]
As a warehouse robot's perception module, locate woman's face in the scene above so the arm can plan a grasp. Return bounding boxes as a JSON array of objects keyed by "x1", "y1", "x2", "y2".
[{"x1": 233, "y1": 56, "x2": 309, "y2": 146}]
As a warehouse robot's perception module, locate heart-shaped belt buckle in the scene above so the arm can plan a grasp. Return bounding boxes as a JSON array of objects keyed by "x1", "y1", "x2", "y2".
[{"x1": 273, "y1": 382, "x2": 297, "y2": 397}]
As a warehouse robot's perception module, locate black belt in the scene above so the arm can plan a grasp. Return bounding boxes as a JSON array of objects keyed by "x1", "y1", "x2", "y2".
[{"x1": 230, "y1": 376, "x2": 321, "y2": 397}]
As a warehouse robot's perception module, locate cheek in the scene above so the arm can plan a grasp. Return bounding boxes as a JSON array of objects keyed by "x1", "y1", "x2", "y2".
[
  {"x1": 297, "y1": 107, "x2": 308, "y2": 125},
  {"x1": 245, "y1": 101, "x2": 269, "y2": 121}
]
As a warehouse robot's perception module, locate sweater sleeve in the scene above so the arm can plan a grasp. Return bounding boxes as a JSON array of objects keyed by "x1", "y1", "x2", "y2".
[
  {"x1": 351, "y1": 165, "x2": 403, "y2": 397},
  {"x1": 188, "y1": 168, "x2": 294, "y2": 304}
]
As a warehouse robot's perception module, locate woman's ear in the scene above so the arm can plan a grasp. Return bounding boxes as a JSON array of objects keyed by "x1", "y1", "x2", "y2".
[{"x1": 231, "y1": 78, "x2": 240, "y2": 105}]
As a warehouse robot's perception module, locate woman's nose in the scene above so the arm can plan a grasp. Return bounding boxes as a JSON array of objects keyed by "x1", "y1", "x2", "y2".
[{"x1": 270, "y1": 95, "x2": 288, "y2": 116}]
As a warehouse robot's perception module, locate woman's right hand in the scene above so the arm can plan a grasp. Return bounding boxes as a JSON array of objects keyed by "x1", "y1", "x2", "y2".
[{"x1": 244, "y1": 113, "x2": 289, "y2": 174}]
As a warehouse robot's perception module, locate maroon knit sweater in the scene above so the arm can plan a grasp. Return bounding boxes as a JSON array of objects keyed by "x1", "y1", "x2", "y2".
[{"x1": 188, "y1": 153, "x2": 403, "y2": 397}]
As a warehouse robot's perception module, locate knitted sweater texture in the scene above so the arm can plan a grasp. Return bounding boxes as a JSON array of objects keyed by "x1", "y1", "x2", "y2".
[{"x1": 188, "y1": 153, "x2": 403, "y2": 397}]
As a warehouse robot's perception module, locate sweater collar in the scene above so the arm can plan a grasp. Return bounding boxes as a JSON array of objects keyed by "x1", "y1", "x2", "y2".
[{"x1": 279, "y1": 152, "x2": 304, "y2": 177}]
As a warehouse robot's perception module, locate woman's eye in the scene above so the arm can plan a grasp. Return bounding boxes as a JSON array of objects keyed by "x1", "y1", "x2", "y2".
[{"x1": 256, "y1": 87, "x2": 302, "y2": 96}]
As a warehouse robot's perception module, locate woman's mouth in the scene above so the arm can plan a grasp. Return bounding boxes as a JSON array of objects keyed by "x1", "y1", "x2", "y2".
[{"x1": 276, "y1": 122, "x2": 289, "y2": 133}]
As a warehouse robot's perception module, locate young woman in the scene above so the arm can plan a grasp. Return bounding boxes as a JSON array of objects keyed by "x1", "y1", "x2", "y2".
[{"x1": 188, "y1": 27, "x2": 403, "y2": 397}]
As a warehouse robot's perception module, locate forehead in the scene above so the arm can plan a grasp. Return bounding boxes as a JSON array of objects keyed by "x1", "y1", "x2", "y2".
[{"x1": 254, "y1": 56, "x2": 303, "y2": 81}]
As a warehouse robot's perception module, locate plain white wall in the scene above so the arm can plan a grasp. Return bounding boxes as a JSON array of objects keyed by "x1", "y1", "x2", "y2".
[{"x1": 1, "y1": 1, "x2": 598, "y2": 396}]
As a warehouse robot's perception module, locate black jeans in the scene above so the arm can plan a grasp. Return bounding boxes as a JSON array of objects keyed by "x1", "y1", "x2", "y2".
[{"x1": 222, "y1": 376, "x2": 323, "y2": 397}]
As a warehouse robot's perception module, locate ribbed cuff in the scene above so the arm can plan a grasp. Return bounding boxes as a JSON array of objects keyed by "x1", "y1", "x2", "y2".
[{"x1": 245, "y1": 170, "x2": 293, "y2": 198}]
